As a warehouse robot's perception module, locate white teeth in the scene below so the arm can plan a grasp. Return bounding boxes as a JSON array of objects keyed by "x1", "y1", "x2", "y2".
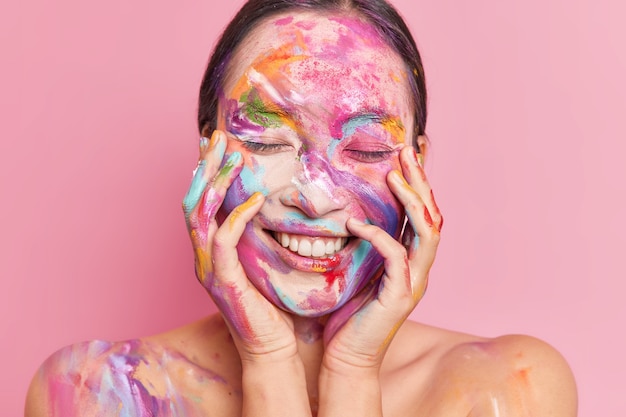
[
  {"x1": 324, "y1": 241, "x2": 335, "y2": 256},
  {"x1": 275, "y1": 232, "x2": 348, "y2": 258},
  {"x1": 312, "y1": 240, "x2": 326, "y2": 257},
  {"x1": 298, "y1": 240, "x2": 312, "y2": 257}
]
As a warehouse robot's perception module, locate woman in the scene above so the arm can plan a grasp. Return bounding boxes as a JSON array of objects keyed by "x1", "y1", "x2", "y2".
[{"x1": 25, "y1": 0, "x2": 577, "y2": 416}]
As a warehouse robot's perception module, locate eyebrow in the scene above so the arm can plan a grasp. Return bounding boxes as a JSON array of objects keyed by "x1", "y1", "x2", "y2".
[
  {"x1": 333, "y1": 112, "x2": 399, "y2": 140},
  {"x1": 238, "y1": 92, "x2": 297, "y2": 131}
]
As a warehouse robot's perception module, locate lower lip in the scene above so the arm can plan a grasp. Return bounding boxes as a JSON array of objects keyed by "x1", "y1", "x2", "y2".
[{"x1": 264, "y1": 231, "x2": 354, "y2": 272}]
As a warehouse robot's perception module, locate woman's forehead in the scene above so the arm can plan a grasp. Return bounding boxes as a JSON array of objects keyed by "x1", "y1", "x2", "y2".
[{"x1": 223, "y1": 11, "x2": 409, "y2": 97}]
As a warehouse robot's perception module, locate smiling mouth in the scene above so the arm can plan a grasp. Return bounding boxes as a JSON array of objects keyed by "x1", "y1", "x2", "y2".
[{"x1": 272, "y1": 232, "x2": 349, "y2": 258}]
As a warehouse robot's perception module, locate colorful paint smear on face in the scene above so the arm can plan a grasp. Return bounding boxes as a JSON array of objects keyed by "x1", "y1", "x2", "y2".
[{"x1": 215, "y1": 12, "x2": 414, "y2": 317}]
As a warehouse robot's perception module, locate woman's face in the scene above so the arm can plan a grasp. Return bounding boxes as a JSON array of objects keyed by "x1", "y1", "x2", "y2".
[{"x1": 215, "y1": 12, "x2": 414, "y2": 317}]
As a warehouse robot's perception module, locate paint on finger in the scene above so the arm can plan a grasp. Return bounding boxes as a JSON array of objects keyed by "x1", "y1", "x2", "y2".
[
  {"x1": 424, "y1": 206, "x2": 434, "y2": 229},
  {"x1": 412, "y1": 273, "x2": 428, "y2": 302},
  {"x1": 216, "y1": 152, "x2": 243, "y2": 182},
  {"x1": 430, "y1": 189, "x2": 443, "y2": 232},
  {"x1": 228, "y1": 192, "x2": 264, "y2": 230},
  {"x1": 182, "y1": 161, "x2": 208, "y2": 216},
  {"x1": 194, "y1": 247, "x2": 212, "y2": 286}
]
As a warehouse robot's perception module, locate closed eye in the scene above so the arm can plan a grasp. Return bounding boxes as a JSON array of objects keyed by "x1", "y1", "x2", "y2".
[
  {"x1": 343, "y1": 148, "x2": 395, "y2": 163},
  {"x1": 241, "y1": 141, "x2": 292, "y2": 155}
]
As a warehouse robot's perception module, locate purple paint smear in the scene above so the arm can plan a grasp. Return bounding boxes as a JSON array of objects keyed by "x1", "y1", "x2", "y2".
[{"x1": 46, "y1": 340, "x2": 228, "y2": 416}]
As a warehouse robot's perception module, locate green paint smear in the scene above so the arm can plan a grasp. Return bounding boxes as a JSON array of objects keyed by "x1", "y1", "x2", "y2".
[
  {"x1": 240, "y1": 89, "x2": 284, "y2": 128},
  {"x1": 216, "y1": 152, "x2": 242, "y2": 181}
]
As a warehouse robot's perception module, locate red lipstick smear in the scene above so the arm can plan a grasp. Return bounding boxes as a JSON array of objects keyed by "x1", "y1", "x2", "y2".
[{"x1": 324, "y1": 269, "x2": 346, "y2": 292}]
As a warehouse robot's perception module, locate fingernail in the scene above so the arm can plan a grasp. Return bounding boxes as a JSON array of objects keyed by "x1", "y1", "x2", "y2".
[
  {"x1": 347, "y1": 218, "x2": 366, "y2": 227},
  {"x1": 250, "y1": 191, "x2": 264, "y2": 202},
  {"x1": 209, "y1": 130, "x2": 222, "y2": 148},
  {"x1": 417, "y1": 153, "x2": 424, "y2": 168},
  {"x1": 199, "y1": 137, "x2": 209, "y2": 153}
]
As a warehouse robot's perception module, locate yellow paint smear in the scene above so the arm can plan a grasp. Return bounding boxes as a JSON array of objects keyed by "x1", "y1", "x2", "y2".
[
  {"x1": 194, "y1": 248, "x2": 212, "y2": 284},
  {"x1": 228, "y1": 192, "x2": 263, "y2": 230},
  {"x1": 381, "y1": 117, "x2": 406, "y2": 144},
  {"x1": 378, "y1": 320, "x2": 403, "y2": 354}
]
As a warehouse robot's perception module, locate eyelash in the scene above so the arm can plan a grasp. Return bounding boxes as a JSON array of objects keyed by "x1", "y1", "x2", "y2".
[
  {"x1": 241, "y1": 141, "x2": 290, "y2": 154},
  {"x1": 344, "y1": 149, "x2": 395, "y2": 163}
]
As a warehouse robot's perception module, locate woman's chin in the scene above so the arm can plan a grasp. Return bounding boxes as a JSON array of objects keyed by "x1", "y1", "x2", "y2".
[{"x1": 273, "y1": 287, "x2": 351, "y2": 318}]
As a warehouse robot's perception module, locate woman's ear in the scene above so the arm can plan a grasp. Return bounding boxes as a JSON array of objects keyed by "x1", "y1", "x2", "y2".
[
  {"x1": 201, "y1": 124, "x2": 212, "y2": 138},
  {"x1": 416, "y1": 135, "x2": 429, "y2": 162}
]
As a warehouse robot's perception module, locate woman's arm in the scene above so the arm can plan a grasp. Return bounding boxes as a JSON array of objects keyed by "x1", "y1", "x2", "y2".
[
  {"x1": 183, "y1": 130, "x2": 312, "y2": 417},
  {"x1": 318, "y1": 145, "x2": 442, "y2": 417}
]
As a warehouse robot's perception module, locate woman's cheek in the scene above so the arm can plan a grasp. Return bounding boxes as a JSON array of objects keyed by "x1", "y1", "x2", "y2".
[
  {"x1": 351, "y1": 165, "x2": 404, "y2": 238},
  {"x1": 365, "y1": 190, "x2": 403, "y2": 238}
]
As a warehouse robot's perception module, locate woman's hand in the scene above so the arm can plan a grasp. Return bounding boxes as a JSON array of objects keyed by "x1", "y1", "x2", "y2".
[
  {"x1": 322, "y1": 145, "x2": 443, "y2": 373},
  {"x1": 182, "y1": 130, "x2": 298, "y2": 364}
]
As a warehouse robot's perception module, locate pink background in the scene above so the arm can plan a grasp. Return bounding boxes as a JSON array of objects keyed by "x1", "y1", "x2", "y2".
[{"x1": 2, "y1": 0, "x2": 625, "y2": 415}]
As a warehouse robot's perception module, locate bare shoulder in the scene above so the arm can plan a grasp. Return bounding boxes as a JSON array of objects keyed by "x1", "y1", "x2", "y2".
[
  {"x1": 25, "y1": 316, "x2": 242, "y2": 417},
  {"x1": 387, "y1": 322, "x2": 577, "y2": 416},
  {"x1": 25, "y1": 339, "x2": 126, "y2": 417},
  {"x1": 448, "y1": 334, "x2": 576, "y2": 411}
]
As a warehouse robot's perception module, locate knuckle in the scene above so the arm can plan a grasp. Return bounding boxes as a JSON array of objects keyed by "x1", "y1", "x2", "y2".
[
  {"x1": 397, "y1": 251, "x2": 409, "y2": 265},
  {"x1": 212, "y1": 229, "x2": 229, "y2": 251}
]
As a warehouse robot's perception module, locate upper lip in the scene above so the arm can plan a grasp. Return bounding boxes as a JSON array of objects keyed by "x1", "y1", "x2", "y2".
[
  {"x1": 257, "y1": 218, "x2": 352, "y2": 238},
  {"x1": 263, "y1": 228, "x2": 351, "y2": 238}
]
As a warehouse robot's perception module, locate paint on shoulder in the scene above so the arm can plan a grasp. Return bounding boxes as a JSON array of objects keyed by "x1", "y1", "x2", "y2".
[
  {"x1": 41, "y1": 339, "x2": 231, "y2": 416},
  {"x1": 444, "y1": 335, "x2": 540, "y2": 377},
  {"x1": 443, "y1": 334, "x2": 573, "y2": 415}
]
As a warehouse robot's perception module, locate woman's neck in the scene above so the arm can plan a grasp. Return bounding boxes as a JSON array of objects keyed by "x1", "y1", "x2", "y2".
[{"x1": 292, "y1": 315, "x2": 329, "y2": 414}]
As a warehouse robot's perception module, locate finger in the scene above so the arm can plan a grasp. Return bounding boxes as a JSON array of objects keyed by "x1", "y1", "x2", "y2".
[
  {"x1": 212, "y1": 192, "x2": 265, "y2": 284},
  {"x1": 346, "y1": 218, "x2": 411, "y2": 303},
  {"x1": 195, "y1": 151, "x2": 244, "y2": 243},
  {"x1": 182, "y1": 130, "x2": 228, "y2": 217},
  {"x1": 387, "y1": 170, "x2": 431, "y2": 246},
  {"x1": 387, "y1": 171, "x2": 437, "y2": 300},
  {"x1": 193, "y1": 151, "x2": 245, "y2": 285},
  {"x1": 398, "y1": 146, "x2": 443, "y2": 234}
]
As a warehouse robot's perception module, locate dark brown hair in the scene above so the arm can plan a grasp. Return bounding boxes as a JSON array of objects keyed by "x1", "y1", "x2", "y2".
[{"x1": 198, "y1": 0, "x2": 427, "y2": 145}]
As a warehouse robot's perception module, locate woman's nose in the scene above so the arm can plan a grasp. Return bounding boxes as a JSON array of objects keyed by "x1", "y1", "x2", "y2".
[{"x1": 279, "y1": 153, "x2": 347, "y2": 218}]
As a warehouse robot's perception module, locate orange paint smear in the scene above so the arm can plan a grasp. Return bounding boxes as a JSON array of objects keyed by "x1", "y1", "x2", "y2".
[
  {"x1": 194, "y1": 248, "x2": 212, "y2": 285},
  {"x1": 516, "y1": 367, "x2": 531, "y2": 387},
  {"x1": 389, "y1": 70, "x2": 401, "y2": 83},
  {"x1": 231, "y1": 30, "x2": 309, "y2": 100}
]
